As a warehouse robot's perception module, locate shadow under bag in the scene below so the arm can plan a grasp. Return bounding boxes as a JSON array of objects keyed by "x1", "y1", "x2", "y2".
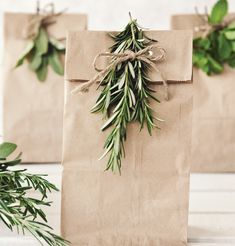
[
  {"x1": 172, "y1": 14, "x2": 235, "y2": 172},
  {"x1": 62, "y1": 30, "x2": 193, "y2": 246},
  {"x1": 3, "y1": 13, "x2": 87, "y2": 163}
]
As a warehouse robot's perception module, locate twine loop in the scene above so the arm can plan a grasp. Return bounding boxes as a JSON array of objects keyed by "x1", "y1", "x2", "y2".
[{"x1": 72, "y1": 44, "x2": 169, "y2": 100}]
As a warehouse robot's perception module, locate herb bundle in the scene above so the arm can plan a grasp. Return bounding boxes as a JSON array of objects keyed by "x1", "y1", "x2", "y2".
[
  {"x1": 193, "y1": 0, "x2": 235, "y2": 75},
  {"x1": 15, "y1": 15, "x2": 65, "y2": 81},
  {"x1": 91, "y1": 16, "x2": 162, "y2": 174},
  {"x1": 0, "y1": 142, "x2": 69, "y2": 246}
]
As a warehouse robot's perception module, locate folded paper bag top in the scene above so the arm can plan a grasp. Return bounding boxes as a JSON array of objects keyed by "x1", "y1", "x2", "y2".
[
  {"x1": 171, "y1": 14, "x2": 205, "y2": 37},
  {"x1": 171, "y1": 13, "x2": 235, "y2": 38},
  {"x1": 4, "y1": 12, "x2": 88, "y2": 40},
  {"x1": 171, "y1": 14, "x2": 235, "y2": 172},
  {"x1": 65, "y1": 30, "x2": 193, "y2": 83}
]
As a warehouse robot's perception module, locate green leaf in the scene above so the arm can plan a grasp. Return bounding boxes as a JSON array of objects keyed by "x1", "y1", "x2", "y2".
[
  {"x1": 228, "y1": 21, "x2": 235, "y2": 29},
  {"x1": 0, "y1": 143, "x2": 17, "y2": 158},
  {"x1": 137, "y1": 76, "x2": 142, "y2": 90},
  {"x1": 105, "y1": 91, "x2": 111, "y2": 110},
  {"x1": 29, "y1": 53, "x2": 42, "y2": 71},
  {"x1": 209, "y1": 0, "x2": 228, "y2": 24},
  {"x1": 101, "y1": 111, "x2": 119, "y2": 131},
  {"x1": 129, "y1": 88, "x2": 136, "y2": 106},
  {"x1": 49, "y1": 48, "x2": 64, "y2": 75},
  {"x1": 193, "y1": 51, "x2": 208, "y2": 68},
  {"x1": 114, "y1": 130, "x2": 120, "y2": 155},
  {"x1": 193, "y1": 38, "x2": 211, "y2": 50},
  {"x1": 202, "y1": 64, "x2": 211, "y2": 75},
  {"x1": 98, "y1": 142, "x2": 113, "y2": 160},
  {"x1": 1, "y1": 159, "x2": 21, "y2": 167},
  {"x1": 218, "y1": 33, "x2": 232, "y2": 60},
  {"x1": 128, "y1": 62, "x2": 135, "y2": 78},
  {"x1": 114, "y1": 41, "x2": 126, "y2": 53},
  {"x1": 49, "y1": 37, "x2": 65, "y2": 51},
  {"x1": 36, "y1": 57, "x2": 48, "y2": 82},
  {"x1": 224, "y1": 30, "x2": 235, "y2": 40},
  {"x1": 208, "y1": 55, "x2": 223, "y2": 73},
  {"x1": 35, "y1": 28, "x2": 49, "y2": 55},
  {"x1": 231, "y1": 42, "x2": 235, "y2": 51},
  {"x1": 227, "y1": 55, "x2": 235, "y2": 67},
  {"x1": 15, "y1": 41, "x2": 35, "y2": 68},
  {"x1": 118, "y1": 74, "x2": 126, "y2": 89}
]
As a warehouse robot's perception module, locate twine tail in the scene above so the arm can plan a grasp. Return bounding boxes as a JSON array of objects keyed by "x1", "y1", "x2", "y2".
[
  {"x1": 162, "y1": 77, "x2": 169, "y2": 101},
  {"x1": 143, "y1": 58, "x2": 169, "y2": 101},
  {"x1": 71, "y1": 72, "x2": 102, "y2": 94},
  {"x1": 71, "y1": 79, "x2": 96, "y2": 94},
  {"x1": 159, "y1": 72, "x2": 169, "y2": 101},
  {"x1": 36, "y1": 0, "x2": 40, "y2": 14}
]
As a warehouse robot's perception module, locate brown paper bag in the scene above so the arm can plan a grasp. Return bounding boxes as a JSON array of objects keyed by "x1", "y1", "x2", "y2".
[
  {"x1": 3, "y1": 13, "x2": 87, "y2": 163},
  {"x1": 171, "y1": 14, "x2": 235, "y2": 173},
  {"x1": 61, "y1": 30, "x2": 193, "y2": 245}
]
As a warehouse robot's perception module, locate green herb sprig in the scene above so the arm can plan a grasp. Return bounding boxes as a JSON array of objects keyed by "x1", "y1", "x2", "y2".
[
  {"x1": 193, "y1": 0, "x2": 235, "y2": 75},
  {"x1": 16, "y1": 25, "x2": 65, "y2": 81},
  {"x1": 91, "y1": 15, "x2": 162, "y2": 174},
  {"x1": 0, "y1": 142, "x2": 69, "y2": 246}
]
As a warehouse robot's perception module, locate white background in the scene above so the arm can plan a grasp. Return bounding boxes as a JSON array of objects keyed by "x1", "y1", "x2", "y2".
[{"x1": 1, "y1": 1, "x2": 235, "y2": 245}]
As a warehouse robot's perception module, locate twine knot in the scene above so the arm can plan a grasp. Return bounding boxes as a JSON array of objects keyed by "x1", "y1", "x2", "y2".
[
  {"x1": 72, "y1": 44, "x2": 169, "y2": 100},
  {"x1": 22, "y1": 2, "x2": 67, "y2": 39},
  {"x1": 194, "y1": 6, "x2": 235, "y2": 37},
  {"x1": 124, "y1": 50, "x2": 136, "y2": 60}
]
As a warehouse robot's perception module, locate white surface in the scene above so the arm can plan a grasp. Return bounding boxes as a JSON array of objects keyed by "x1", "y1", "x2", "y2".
[{"x1": 0, "y1": 164, "x2": 235, "y2": 245}]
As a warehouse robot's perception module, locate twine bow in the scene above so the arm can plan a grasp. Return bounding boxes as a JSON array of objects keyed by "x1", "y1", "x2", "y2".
[
  {"x1": 194, "y1": 7, "x2": 235, "y2": 37},
  {"x1": 71, "y1": 44, "x2": 169, "y2": 100},
  {"x1": 22, "y1": 1, "x2": 66, "y2": 39}
]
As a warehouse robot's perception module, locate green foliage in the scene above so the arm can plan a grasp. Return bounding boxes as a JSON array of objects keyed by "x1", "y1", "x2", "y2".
[
  {"x1": 209, "y1": 0, "x2": 228, "y2": 24},
  {"x1": 15, "y1": 26, "x2": 65, "y2": 82},
  {"x1": 91, "y1": 17, "x2": 161, "y2": 174},
  {"x1": 193, "y1": 0, "x2": 235, "y2": 75},
  {"x1": 0, "y1": 142, "x2": 69, "y2": 246}
]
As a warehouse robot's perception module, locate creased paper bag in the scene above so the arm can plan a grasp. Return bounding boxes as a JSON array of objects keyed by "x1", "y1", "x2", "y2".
[
  {"x1": 3, "y1": 13, "x2": 87, "y2": 163},
  {"x1": 171, "y1": 14, "x2": 235, "y2": 172},
  {"x1": 61, "y1": 30, "x2": 193, "y2": 246}
]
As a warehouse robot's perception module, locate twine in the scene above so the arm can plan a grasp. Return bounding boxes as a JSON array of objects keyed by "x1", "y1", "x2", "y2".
[
  {"x1": 194, "y1": 6, "x2": 235, "y2": 37},
  {"x1": 71, "y1": 44, "x2": 169, "y2": 100},
  {"x1": 22, "y1": 2, "x2": 66, "y2": 39}
]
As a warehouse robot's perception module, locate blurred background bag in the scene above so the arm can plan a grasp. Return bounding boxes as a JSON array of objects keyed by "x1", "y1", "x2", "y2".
[
  {"x1": 61, "y1": 30, "x2": 193, "y2": 246},
  {"x1": 172, "y1": 14, "x2": 235, "y2": 172},
  {"x1": 3, "y1": 12, "x2": 87, "y2": 163}
]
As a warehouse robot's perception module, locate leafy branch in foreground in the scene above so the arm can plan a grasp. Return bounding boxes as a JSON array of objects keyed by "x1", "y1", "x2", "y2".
[
  {"x1": 0, "y1": 142, "x2": 69, "y2": 246},
  {"x1": 15, "y1": 16, "x2": 65, "y2": 81},
  {"x1": 91, "y1": 16, "x2": 162, "y2": 174},
  {"x1": 193, "y1": 0, "x2": 235, "y2": 75}
]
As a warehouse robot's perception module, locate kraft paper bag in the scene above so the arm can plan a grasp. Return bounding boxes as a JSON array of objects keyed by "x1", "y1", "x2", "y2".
[
  {"x1": 3, "y1": 13, "x2": 87, "y2": 163},
  {"x1": 171, "y1": 14, "x2": 235, "y2": 173},
  {"x1": 61, "y1": 30, "x2": 193, "y2": 246}
]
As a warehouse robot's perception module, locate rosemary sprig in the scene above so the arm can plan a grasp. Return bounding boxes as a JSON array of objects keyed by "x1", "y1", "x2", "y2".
[
  {"x1": 193, "y1": 0, "x2": 235, "y2": 75},
  {"x1": 91, "y1": 15, "x2": 161, "y2": 174},
  {"x1": 0, "y1": 142, "x2": 70, "y2": 246}
]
